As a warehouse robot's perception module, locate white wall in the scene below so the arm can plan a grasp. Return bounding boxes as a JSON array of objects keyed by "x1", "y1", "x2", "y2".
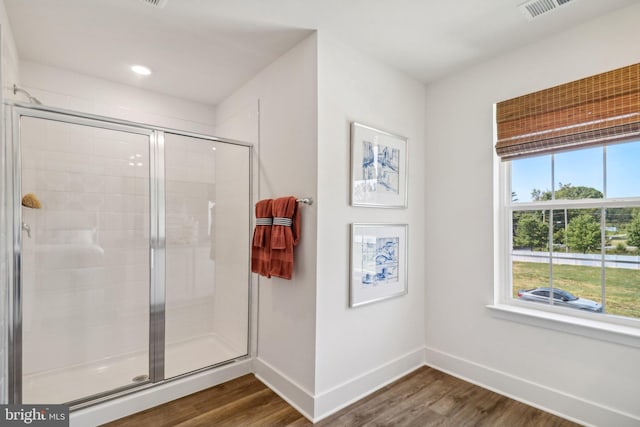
[
  {"x1": 424, "y1": 3, "x2": 640, "y2": 426},
  {"x1": 19, "y1": 61, "x2": 216, "y2": 135},
  {"x1": 215, "y1": 32, "x2": 427, "y2": 422},
  {"x1": 314, "y1": 34, "x2": 426, "y2": 419},
  {"x1": 214, "y1": 33, "x2": 318, "y2": 416}
]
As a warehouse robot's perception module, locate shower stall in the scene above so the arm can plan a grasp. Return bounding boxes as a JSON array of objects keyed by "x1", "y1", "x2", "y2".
[{"x1": 1, "y1": 104, "x2": 252, "y2": 407}]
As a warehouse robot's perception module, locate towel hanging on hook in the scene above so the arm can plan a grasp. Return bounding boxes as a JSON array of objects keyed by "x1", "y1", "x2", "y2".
[
  {"x1": 270, "y1": 196, "x2": 300, "y2": 280},
  {"x1": 251, "y1": 199, "x2": 273, "y2": 278},
  {"x1": 251, "y1": 196, "x2": 307, "y2": 280}
]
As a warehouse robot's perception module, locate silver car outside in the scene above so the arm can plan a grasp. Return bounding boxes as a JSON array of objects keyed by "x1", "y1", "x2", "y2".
[{"x1": 517, "y1": 287, "x2": 603, "y2": 313}]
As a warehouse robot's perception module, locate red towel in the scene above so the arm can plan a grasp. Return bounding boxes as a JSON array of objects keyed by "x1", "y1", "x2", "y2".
[
  {"x1": 270, "y1": 196, "x2": 300, "y2": 280},
  {"x1": 251, "y1": 199, "x2": 273, "y2": 277}
]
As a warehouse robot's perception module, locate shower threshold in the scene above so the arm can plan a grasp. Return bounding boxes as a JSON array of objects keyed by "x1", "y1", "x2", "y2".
[{"x1": 22, "y1": 333, "x2": 242, "y2": 405}]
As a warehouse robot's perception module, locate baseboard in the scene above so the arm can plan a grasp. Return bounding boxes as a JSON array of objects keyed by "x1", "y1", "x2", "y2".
[
  {"x1": 313, "y1": 347, "x2": 425, "y2": 422},
  {"x1": 252, "y1": 357, "x2": 315, "y2": 421},
  {"x1": 423, "y1": 346, "x2": 640, "y2": 427},
  {"x1": 70, "y1": 346, "x2": 637, "y2": 427},
  {"x1": 70, "y1": 359, "x2": 253, "y2": 427}
]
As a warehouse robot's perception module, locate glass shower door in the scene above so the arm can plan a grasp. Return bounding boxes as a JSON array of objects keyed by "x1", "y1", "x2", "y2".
[
  {"x1": 164, "y1": 133, "x2": 250, "y2": 378},
  {"x1": 18, "y1": 115, "x2": 152, "y2": 404}
]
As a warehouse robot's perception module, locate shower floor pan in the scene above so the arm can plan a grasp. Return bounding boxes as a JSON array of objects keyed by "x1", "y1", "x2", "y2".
[{"x1": 22, "y1": 334, "x2": 243, "y2": 404}]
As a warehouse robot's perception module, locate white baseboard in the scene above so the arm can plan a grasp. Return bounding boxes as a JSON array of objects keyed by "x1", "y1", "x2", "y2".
[
  {"x1": 71, "y1": 346, "x2": 637, "y2": 427},
  {"x1": 70, "y1": 359, "x2": 253, "y2": 427},
  {"x1": 313, "y1": 347, "x2": 425, "y2": 422},
  {"x1": 254, "y1": 348, "x2": 424, "y2": 423},
  {"x1": 252, "y1": 357, "x2": 315, "y2": 421},
  {"x1": 423, "y1": 346, "x2": 640, "y2": 427}
]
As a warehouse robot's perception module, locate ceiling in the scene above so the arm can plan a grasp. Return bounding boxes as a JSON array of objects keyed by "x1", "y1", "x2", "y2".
[{"x1": 4, "y1": 0, "x2": 638, "y2": 106}]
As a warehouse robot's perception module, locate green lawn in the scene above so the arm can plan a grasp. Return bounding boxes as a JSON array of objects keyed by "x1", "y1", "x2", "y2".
[{"x1": 512, "y1": 261, "x2": 640, "y2": 319}]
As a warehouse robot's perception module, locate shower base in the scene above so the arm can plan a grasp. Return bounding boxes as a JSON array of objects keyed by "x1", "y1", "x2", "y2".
[{"x1": 22, "y1": 334, "x2": 243, "y2": 404}]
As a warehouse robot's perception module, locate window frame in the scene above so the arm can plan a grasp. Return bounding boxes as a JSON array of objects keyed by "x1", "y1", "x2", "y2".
[{"x1": 491, "y1": 142, "x2": 640, "y2": 348}]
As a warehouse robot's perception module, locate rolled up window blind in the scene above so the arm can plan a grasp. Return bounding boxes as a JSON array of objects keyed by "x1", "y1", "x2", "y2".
[{"x1": 495, "y1": 63, "x2": 640, "y2": 160}]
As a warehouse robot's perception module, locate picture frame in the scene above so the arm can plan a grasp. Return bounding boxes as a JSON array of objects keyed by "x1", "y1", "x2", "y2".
[
  {"x1": 350, "y1": 122, "x2": 408, "y2": 208},
  {"x1": 350, "y1": 223, "x2": 408, "y2": 307}
]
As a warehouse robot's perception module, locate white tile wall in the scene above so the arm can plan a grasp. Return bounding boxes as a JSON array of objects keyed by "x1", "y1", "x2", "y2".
[
  {"x1": 211, "y1": 143, "x2": 250, "y2": 355},
  {"x1": 20, "y1": 116, "x2": 151, "y2": 381},
  {"x1": 164, "y1": 134, "x2": 218, "y2": 376},
  {"x1": 13, "y1": 114, "x2": 250, "y2": 400},
  {"x1": 164, "y1": 133, "x2": 250, "y2": 376},
  {"x1": 1, "y1": 39, "x2": 223, "y2": 403}
]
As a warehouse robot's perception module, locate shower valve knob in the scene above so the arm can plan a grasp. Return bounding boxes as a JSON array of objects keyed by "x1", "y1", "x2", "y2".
[{"x1": 22, "y1": 222, "x2": 31, "y2": 239}]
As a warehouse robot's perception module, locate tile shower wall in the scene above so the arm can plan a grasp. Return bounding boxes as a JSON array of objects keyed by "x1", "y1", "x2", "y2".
[
  {"x1": 1, "y1": 47, "x2": 223, "y2": 405},
  {"x1": 165, "y1": 134, "x2": 217, "y2": 347},
  {"x1": 211, "y1": 142, "x2": 250, "y2": 354},
  {"x1": 212, "y1": 100, "x2": 258, "y2": 358},
  {"x1": 20, "y1": 117, "x2": 150, "y2": 378},
  {"x1": 164, "y1": 133, "x2": 250, "y2": 377},
  {"x1": 11, "y1": 112, "x2": 250, "y2": 402}
]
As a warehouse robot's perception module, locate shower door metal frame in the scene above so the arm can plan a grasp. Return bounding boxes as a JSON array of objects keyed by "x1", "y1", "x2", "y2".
[
  {"x1": 7, "y1": 105, "x2": 159, "y2": 405},
  {"x1": 4, "y1": 102, "x2": 254, "y2": 408}
]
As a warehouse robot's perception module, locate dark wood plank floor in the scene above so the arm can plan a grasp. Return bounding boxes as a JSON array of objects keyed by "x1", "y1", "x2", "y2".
[{"x1": 104, "y1": 366, "x2": 581, "y2": 427}]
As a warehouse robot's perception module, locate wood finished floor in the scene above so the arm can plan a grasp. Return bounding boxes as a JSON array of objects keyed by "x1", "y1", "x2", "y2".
[{"x1": 104, "y1": 366, "x2": 581, "y2": 427}]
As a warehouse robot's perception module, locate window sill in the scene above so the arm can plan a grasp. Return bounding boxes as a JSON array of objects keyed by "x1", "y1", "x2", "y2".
[{"x1": 486, "y1": 304, "x2": 640, "y2": 348}]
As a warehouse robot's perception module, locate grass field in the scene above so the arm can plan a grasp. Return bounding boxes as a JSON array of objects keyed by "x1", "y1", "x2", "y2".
[{"x1": 512, "y1": 261, "x2": 640, "y2": 319}]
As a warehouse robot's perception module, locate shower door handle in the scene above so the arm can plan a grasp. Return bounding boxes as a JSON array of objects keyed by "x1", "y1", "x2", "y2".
[{"x1": 22, "y1": 222, "x2": 31, "y2": 239}]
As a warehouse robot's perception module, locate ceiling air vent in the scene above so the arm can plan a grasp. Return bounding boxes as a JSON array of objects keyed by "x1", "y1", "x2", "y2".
[
  {"x1": 139, "y1": 0, "x2": 168, "y2": 8},
  {"x1": 518, "y1": 0, "x2": 577, "y2": 21}
]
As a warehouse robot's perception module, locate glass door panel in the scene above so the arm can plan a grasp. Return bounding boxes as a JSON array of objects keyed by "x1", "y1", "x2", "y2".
[
  {"x1": 164, "y1": 133, "x2": 249, "y2": 378},
  {"x1": 19, "y1": 116, "x2": 151, "y2": 403}
]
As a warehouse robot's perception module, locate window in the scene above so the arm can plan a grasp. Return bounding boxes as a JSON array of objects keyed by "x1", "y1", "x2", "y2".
[
  {"x1": 506, "y1": 141, "x2": 640, "y2": 321},
  {"x1": 494, "y1": 63, "x2": 640, "y2": 332}
]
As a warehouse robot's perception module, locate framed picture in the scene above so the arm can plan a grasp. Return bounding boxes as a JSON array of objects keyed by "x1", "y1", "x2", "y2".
[
  {"x1": 350, "y1": 223, "x2": 408, "y2": 307},
  {"x1": 350, "y1": 122, "x2": 408, "y2": 208}
]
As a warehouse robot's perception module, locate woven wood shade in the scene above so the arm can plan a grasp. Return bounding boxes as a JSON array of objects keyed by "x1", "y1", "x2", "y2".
[{"x1": 495, "y1": 63, "x2": 640, "y2": 160}]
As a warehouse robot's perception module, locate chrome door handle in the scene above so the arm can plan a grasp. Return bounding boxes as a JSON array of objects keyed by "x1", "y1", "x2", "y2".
[{"x1": 22, "y1": 222, "x2": 31, "y2": 239}]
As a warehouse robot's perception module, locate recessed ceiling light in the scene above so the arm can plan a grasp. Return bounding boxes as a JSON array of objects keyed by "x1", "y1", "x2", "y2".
[{"x1": 131, "y1": 65, "x2": 152, "y2": 76}]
